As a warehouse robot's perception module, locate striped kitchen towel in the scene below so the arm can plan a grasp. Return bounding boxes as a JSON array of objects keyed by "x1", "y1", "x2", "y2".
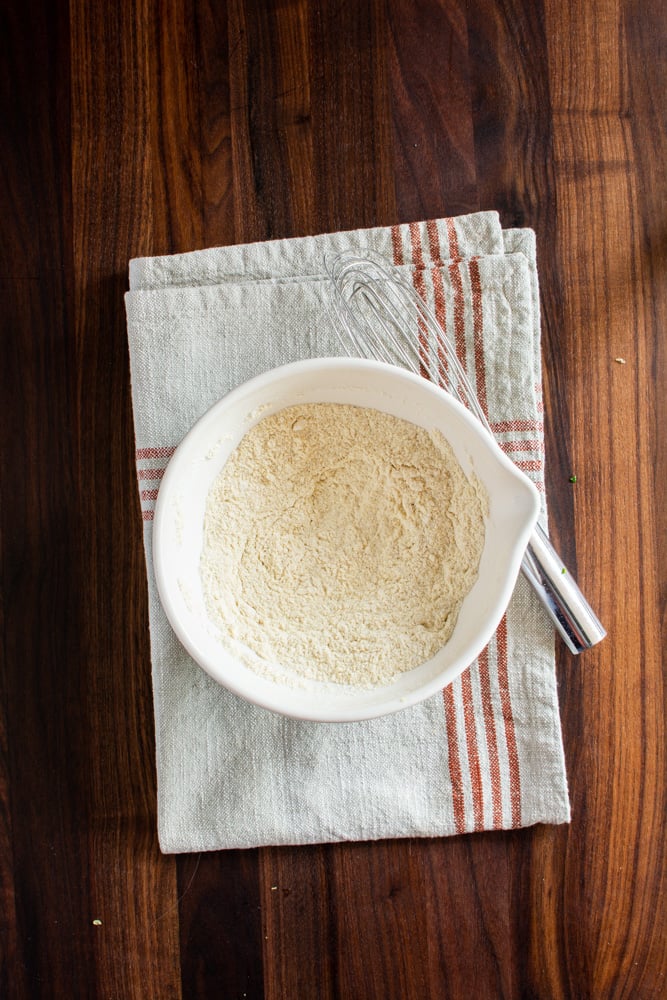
[{"x1": 125, "y1": 211, "x2": 569, "y2": 852}]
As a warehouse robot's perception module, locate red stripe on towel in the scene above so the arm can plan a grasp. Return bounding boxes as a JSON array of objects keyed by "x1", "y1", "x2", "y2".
[
  {"x1": 448, "y1": 260, "x2": 467, "y2": 367},
  {"x1": 461, "y1": 670, "x2": 485, "y2": 831},
  {"x1": 137, "y1": 468, "x2": 165, "y2": 481},
  {"x1": 391, "y1": 225, "x2": 404, "y2": 265},
  {"x1": 431, "y1": 266, "x2": 448, "y2": 382},
  {"x1": 140, "y1": 489, "x2": 159, "y2": 501},
  {"x1": 136, "y1": 446, "x2": 175, "y2": 460},
  {"x1": 500, "y1": 439, "x2": 542, "y2": 454},
  {"x1": 443, "y1": 685, "x2": 466, "y2": 834},
  {"x1": 424, "y1": 222, "x2": 449, "y2": 382},
  {"x1": 477, "y1": 644, "x2": 503, "y2": 829},
  {"x1": 426, "y1": 219, "x2": 443, "y2": 265},
  {"x1": 490, "y1": 419, "x2": 543, "y2": 434},
  {"x1": 409, "y1": 223, "x2": 429, "y2": 376},
  {"x1": 496, "y1": 615, "x2": 522, "y2": 826},
  {"x1": 469, "y1": 257, "x2": 488, "y2": 418},
  {"x1": 445, "y1": 217, "x2": 461, "y2": 260},
  {"x1": 409, "y1": 221, "x2": 425, "y2": 268},
  {"x1": 514, "y1": 459, "x2": 543, "y2": 473}
]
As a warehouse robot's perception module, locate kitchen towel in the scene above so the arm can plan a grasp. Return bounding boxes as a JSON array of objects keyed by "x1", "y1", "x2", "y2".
[{"x1": 125, "y1": 211, "x2": 570, "y2": 852}]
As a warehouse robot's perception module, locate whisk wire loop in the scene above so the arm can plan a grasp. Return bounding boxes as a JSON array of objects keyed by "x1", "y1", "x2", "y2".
[{"x1": 326, "y1": 252, "x2": 489, "y2": 428}]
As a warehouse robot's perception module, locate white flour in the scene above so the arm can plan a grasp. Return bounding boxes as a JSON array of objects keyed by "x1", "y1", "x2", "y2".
[{"x1": 200, "y1": 403, "x2": 487, "y2": 687}]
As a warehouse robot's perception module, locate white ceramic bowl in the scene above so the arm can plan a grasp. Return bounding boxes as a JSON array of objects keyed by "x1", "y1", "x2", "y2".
[{"x1": 153, "y1": 358, "x2": 540, "y2": 721}]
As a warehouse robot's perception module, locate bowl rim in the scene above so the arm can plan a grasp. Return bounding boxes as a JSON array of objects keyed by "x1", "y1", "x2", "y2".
[{"x1": 153, "y1": 357, "x2": 540, "y2": 721}]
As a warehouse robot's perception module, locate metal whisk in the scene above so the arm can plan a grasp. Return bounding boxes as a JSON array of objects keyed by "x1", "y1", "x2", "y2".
[{"x1": 326, "y1": 252, "x2": 606, "y2": 654}]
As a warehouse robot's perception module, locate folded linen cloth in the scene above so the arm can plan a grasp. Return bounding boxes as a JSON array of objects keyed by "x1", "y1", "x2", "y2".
[{"x1": 125, "y1": 211, "x2": 570, "y2": 853}]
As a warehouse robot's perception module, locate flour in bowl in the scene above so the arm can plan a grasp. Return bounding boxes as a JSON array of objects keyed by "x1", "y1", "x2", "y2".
[{"x1": 200, "y1": 403, "x2": 487, "y2": 687}]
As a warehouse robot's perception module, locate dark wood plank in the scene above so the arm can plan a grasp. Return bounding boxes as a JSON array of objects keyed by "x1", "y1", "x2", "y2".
[
  {"x1": 329, "y1": 841, "x2": 433, "y2": 1000},
  {"x1": 540, "y1": 2, "x2": 665, "y2": 996},
  {"x1": 308, "y1": 0, "x2": 396, "y2": 234},
  {"x1": 67, "y1": 0, "x2": 183, "y2": 993},
  {"x1": 149, "y1": 0, "x2": 205, "y2": 252},
  {"x1": 388, "y1": 0, "x2": 478, "y2": 221},
  {"x1": 195, "y1": 0, "x2": 236, "y2": 246},
  {"x1": 334, "y1": 836, "x2": 515, "y2": 999},
  {"x1": 177, "y1": 851, "x2": 264, "y2": 997},
  {"x1": 227, "y1": 0, "x2": 313, "y2": 242},
  {"x1": 625, "y1": 0, "x2": 667, "y2": 701},
  {"x1": 0, "y1": 3, "x2": 93, "y2": 996},
  {"x1": 624, "y1": 42, "x2": 667, "y2": 983},
  {"x1": 260, "y1": 846, "x2": 337, "y2": 999}
]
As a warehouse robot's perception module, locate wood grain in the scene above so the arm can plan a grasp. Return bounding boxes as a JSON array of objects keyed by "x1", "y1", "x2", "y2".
[
  {"x1": 1, "y1": 0, "x2": 665, "y2": 997},
  {"x1": 388, "y1": 0, "x2": 478, "y2": 221},
  {"x1": 1, "y1": 3, "x2": 91, "y2": 996},
  {"x1": 66, "y1": 0, "x2": 184, "y2": 993},
  {"x1": 543, "y1": 1, "x2": 666, "y2": 994}
]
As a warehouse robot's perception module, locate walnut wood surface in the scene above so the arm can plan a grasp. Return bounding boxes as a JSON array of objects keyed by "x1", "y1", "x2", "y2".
[{"x1": 1, "y1": 1, "x2": 665, "y2": 997}]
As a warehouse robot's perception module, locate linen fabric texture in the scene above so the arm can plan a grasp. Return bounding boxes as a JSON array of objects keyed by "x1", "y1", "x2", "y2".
[{"x1": 125, "y1": 211, "x2": 570, "y2": 853}]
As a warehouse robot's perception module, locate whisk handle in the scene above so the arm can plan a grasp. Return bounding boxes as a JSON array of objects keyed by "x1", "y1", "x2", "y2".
[{"x1": 521, "y1": 522, "x2": 606, "y2": 654}]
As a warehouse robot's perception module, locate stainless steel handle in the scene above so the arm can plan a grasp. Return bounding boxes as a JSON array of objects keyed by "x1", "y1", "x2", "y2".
[{"x1": 521, "y1": 521, "x2": 606, "y2": 653}]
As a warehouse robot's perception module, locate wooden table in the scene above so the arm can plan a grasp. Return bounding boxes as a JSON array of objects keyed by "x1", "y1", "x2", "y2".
[{"x1": 3, "y1": 1, "x2": 665, "y2": 996}]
